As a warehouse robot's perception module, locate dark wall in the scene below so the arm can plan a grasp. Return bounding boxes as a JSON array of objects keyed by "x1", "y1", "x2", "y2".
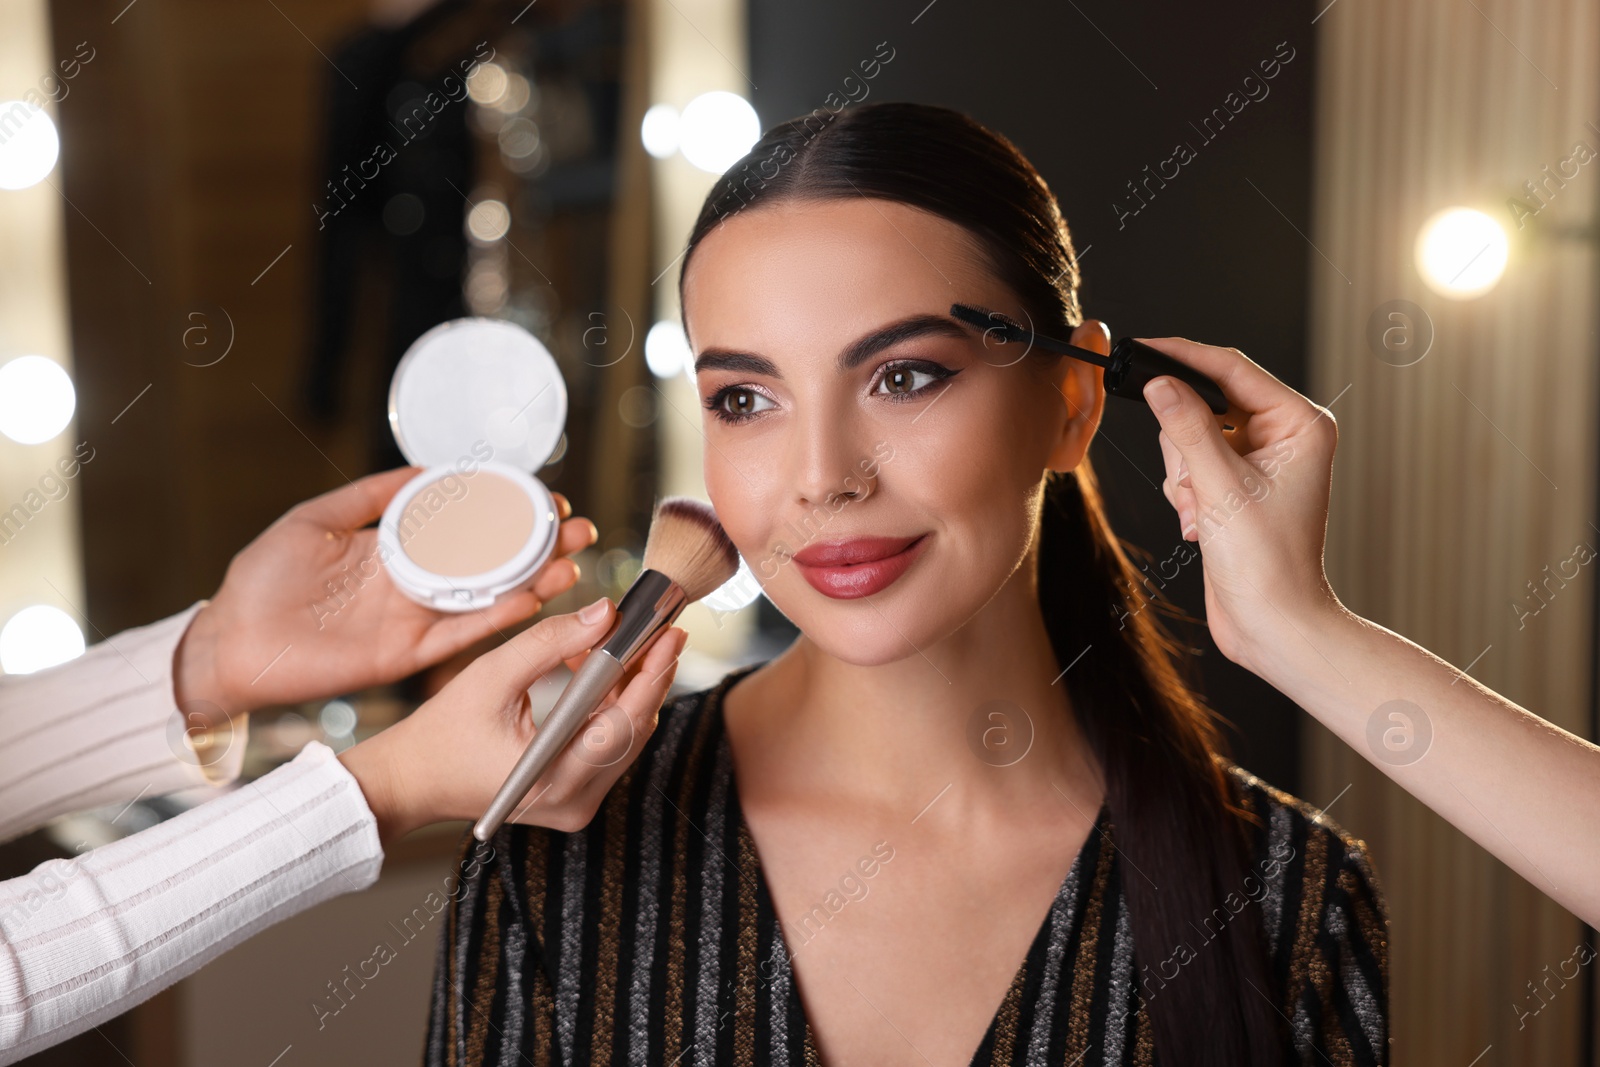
[{"x1": 747, "y1": 0, "x2": 1319, "y2": 791}]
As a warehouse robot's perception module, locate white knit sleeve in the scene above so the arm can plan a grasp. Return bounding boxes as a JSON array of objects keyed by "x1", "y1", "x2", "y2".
[
  {"x1": 0, "y1": 740, "x2": 384, "y2": 1063},
  {"x1": 0, "y1": 602, "x2": 248, "y2": 844}
]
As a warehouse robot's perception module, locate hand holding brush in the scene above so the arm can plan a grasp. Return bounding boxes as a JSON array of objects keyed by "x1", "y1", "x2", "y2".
[
  {"x1": 337, "y1": 497, "x2": 737, "y2": 845},
  {"x1": 473, "y1": 497, "x2": 740, "y2": 841},
  {"x1": 335, "y1": 599, "x2": 686, "y2": 846}
]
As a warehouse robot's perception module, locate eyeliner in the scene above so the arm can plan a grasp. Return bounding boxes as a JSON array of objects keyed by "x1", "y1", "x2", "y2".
[{"x1": 948, "y1": 304, "x2": 1230, "y2": 416}]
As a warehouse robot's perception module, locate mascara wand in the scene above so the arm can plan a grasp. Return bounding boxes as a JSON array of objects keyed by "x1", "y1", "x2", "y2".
[
  {"x1": 949, "y1": 304, "x2": 1230, "y2": 416},
  {"x1": 473, "y1": 497, "x2": 740, "y2": 842}
]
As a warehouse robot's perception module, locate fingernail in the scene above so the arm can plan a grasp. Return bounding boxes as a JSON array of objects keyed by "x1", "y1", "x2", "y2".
[
  {"x1": 1145, "y1": 377, "x2": 1180, "y2": 414},
  {"x1": 579, "y1": 597, "x2": 610, "y2": 624}
]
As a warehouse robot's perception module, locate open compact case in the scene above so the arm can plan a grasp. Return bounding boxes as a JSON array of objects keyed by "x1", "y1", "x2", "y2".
[{"x1": 377, "y1": 317, "x2": 569, "y2": 612}]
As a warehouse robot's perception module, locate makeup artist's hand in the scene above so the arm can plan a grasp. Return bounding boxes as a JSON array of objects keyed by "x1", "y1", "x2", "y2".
[
  {"x1": 172, "y1": 467, "x2": 599, "y2": 726},
  {"x1": 1135, "y1": 339, "x2": 1346, "y2": 675},
  {"x1": 338, "y1": 600, "x2": 687, "y2": 845},
  {"x1": 1138, "y1": 342, "x2": 1600, "y2": 928}
]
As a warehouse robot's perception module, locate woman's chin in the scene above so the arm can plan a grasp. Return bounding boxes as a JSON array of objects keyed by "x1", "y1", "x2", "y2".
[
  {"x1": 807, "y1": 633, "x2": 933, "y2": 668},
  {"x1": 777, "y1": 600, "x2": 950, "y2": 668}
]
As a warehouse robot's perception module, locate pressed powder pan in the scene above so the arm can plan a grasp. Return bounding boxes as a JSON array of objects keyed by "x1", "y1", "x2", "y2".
[{"x1": 377, "y1": 318, "x2": 568, "y2": 612}]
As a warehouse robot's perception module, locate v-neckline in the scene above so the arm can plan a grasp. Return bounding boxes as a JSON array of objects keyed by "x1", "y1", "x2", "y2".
[{"x1": 707, "y1": 663, "x2": 1110, "y2": 1067}]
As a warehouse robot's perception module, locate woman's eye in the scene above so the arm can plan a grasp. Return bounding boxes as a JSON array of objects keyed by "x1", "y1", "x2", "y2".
[
  {"x1": 876, "y1": 364, "x2": 942, "y2": 397},
  {"x1": 706, "y1": 363, "x2": 955, "y2": 423},
  {"x1": 717, "y1": 388, "x2": 773, "y2": 417}
]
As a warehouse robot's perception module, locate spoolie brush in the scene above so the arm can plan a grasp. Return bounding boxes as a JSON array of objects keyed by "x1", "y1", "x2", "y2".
[{"x1": 473, "y1": 497, "x2": 739, "y2": 841}]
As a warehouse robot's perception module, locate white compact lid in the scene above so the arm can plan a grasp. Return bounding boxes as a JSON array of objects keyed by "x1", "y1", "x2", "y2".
[{"x1": 388, "y1": 318, "x2": 568, "y2": 472}]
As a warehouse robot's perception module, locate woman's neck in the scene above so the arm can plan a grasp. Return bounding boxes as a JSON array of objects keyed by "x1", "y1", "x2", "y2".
[{"x1": 723, "y1": 560, "x2": 1105, "y2": 822}]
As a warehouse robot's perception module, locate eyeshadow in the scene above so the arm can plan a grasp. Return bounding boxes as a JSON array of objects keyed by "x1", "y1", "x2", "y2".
[{"x1": 397, "y1": 469, "x2": 538, "y2": 577}]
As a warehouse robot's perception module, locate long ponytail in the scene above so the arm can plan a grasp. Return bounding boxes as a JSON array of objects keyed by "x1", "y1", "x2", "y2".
[
  {"x1": 680, "y1": 100, "x2": 1284, "y2": 1065},
  {"x1": 1040, "y1": 460, "x2": 1283, "y2": 1063}
]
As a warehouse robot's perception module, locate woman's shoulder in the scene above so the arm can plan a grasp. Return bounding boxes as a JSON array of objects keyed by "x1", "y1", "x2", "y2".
[
  {"x1": 624, "y1": 661, "x2": 767, "y2": 785},
  {"x1": 1219, "y1": 759, "x2": 1384, "y2": 896},
  {"x1": 1217, "y1": 759, "x2": 1389, "y2": 1038},
  {"x1": 440, "y1": 666, "x2": 765, "y2": 953}
]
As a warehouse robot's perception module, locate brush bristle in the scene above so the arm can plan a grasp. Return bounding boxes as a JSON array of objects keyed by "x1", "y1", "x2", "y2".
[{"x1": 640, "y1": 497, "x2": 740, "y2": 601}]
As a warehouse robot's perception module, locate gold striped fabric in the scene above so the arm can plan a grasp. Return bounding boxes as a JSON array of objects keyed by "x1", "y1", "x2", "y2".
[{"x1": 426, "y1": 664, "x2": 1389, "y2": 1065}]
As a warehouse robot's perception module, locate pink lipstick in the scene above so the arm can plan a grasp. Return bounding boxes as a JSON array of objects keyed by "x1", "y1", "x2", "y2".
[{"x1": 791, "y1": 534, "x2": 928, "y2": 599}]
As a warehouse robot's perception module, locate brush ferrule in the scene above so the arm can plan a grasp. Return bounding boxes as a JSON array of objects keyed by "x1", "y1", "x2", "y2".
[{"x1": 597, "y1": 568, "x2": 687, "y2": 668}]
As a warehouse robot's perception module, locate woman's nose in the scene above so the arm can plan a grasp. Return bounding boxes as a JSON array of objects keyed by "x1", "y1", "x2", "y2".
[{"x1": 790, "y1": 412, "x2": 876, "y2": 506}]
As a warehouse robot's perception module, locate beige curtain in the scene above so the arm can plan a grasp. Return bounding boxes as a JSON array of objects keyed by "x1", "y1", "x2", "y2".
[{"x1": 1305, "y1": 0, "x2": 1598, "y2": 1063}]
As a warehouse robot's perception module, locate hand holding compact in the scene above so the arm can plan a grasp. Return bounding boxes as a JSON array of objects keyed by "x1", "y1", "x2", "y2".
[
  {"x1": 339, "y1": 600, "x2": 687, "y2": 844},
  {"x1": 1135, "y1": 338, "x2": 1345, "y2": 674},
  {"x1": 173, "y1": 466, "x2": 598, "y2": 725}
]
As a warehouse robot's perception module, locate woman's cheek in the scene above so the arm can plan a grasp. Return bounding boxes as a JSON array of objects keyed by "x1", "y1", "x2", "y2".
[
  {"x1": 893, "y1": 423, "x2": 991, "y2": 505},
  {"x1": 704, "y1": 456, "x2": 786, "y2": 577}
]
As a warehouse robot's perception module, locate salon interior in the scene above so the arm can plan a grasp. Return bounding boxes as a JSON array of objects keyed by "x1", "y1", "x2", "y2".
[{"x1": 0, "y1": 0, "x2": 1595, "y2": 1062}]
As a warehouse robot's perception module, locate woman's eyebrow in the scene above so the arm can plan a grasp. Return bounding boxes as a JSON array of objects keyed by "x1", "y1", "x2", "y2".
[{"x1": 692, "y1": 314, "x2": 971, "y2": 379}]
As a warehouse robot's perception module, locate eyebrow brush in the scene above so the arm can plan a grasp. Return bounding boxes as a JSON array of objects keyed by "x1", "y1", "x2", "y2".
[{"x1": 949, "y1": 303, "x2": 1229, "y2": 416}]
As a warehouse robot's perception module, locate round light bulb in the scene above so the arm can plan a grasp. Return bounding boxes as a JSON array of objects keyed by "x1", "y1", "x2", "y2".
[
  {"x1": 678, "y1": 92, "x2": 759, "y2": 174},
  {"x1": 640, "y1": 104, "x2": 680, "y2": 160},
  {"x1": 645, "y1": 320, "x2": 691, "y2": 379},
  {"x1": 0, "y1": 101, "x2": 60, "y2": 190},
  {"x1": 0, "y1": 355, "x2": 76, "y2": 444},
  {"x1": 1415, "y1": 207, "x2": 1508, "y2": 299},
  {"x1": 0, "y1": 605, "x2": 85, "y2": 675}
]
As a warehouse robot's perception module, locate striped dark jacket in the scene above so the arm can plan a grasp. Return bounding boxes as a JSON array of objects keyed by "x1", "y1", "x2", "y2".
[{"x1": 425, "y1": 663, "x2": 1389, "y2": 1065}]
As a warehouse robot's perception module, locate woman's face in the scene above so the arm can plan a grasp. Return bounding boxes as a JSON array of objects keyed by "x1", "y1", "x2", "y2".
[{"x1": 681, "y1": 197, "x2": 1107, "y2": 665}]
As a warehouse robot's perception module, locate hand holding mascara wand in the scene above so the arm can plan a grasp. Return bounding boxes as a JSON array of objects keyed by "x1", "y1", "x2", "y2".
[
  {"x1": 473, "y1": 497, "x2": 740, "y2": 842},
  {"x1": 948, "y1": 304, "x2": 1231, "y2": 417}
]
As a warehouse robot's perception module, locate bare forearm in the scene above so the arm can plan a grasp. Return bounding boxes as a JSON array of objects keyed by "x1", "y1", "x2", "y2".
[
  {"x1": 337, "y1": 719, "x2": 427, "y2": 848},
  {"x1": 1247, "y1": 606, "x2": 1600, "y2": 925}
]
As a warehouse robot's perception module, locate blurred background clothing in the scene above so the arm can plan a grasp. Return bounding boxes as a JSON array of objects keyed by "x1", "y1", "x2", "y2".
[{"x1": 303, "y1": 3, "x2": 476, "y2": 470}]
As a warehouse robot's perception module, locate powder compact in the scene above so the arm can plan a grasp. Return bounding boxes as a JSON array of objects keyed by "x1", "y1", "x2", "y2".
[{"x1": 377, "y1": 317, "x2": 569, "y2": 612}]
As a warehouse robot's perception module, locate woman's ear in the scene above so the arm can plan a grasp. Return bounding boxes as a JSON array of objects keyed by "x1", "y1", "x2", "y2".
[{"x1": 1045, "y1": 318, "x2": 1110, "y2": 472}]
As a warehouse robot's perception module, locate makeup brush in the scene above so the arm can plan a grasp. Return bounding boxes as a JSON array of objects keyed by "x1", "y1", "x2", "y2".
[
  {"x1": 949, "y1": 303, "x2": 1230, "y2": 416},
  {"x1": 473, "y1": 497, "x2": 740, "y2": 842}
]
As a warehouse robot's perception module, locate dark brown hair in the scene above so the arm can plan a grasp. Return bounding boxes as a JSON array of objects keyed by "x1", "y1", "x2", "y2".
[{"x1": 677, "y1": 100, "x2": 1283, "y2": 1065}]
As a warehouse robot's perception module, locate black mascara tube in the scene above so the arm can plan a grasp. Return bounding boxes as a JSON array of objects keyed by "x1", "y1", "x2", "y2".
[{"x1": 949, "y1": 304, "x2": 1230, "y2": 416}]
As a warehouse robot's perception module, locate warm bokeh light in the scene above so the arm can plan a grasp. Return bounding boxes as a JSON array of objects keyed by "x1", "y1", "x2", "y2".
[
  {"x1": 496, "y1": 73, "x2": 532, "y2": 114},
  {"x1": 465, "y1": 62, "x2": 508, "y2": 106},
  {"x1": 640, "y1": 103, "x2": 680, "y2": 160},
  {"x1": 1415, "y1": 207, "x2": 1508, "y2": 299},
  {"x1": 0, "y1": 100, "x2": 60, "y2": 190},
  {"x1": 0, "y1": 604, "x2": 85, "y2": 674},
  {"x1": 645, "y1": 319, "x2": 691, "y2": 379},
  {"x1": 318, "y1": 699, "x2": 358, "y2": 738},
  {"x1": 678, "y1": 91, "x2": 759, "y2": 174},
  {"x1": 0, "y1": 354, "x2": 75, "y2": 444},
  {"x1": 498, "y1": 117, "x2": 540, "y2": 160},
  {"x1": 465, "y1": 198, "x2": 511, "y2": 244}
]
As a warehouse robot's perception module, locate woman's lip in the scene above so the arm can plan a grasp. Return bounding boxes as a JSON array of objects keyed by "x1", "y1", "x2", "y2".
[
  {"x1": 792, "y1": 535, "x2": 929, "y2": 600},
  {"x1": 791, "y1": 535, "x2": 922, "y2": 567}
]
